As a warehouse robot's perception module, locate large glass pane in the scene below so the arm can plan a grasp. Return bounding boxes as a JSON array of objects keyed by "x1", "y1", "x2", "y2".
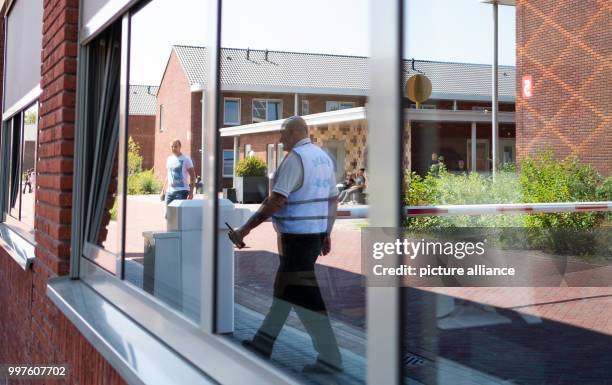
[
  {"x1": 19, "y1": 104, "x2": 38, "y2": 230},
  {"x1": 219, "y1": 0, "x2": 370, "y2": 382},
  {"x1": 124, "y1": 0, "x2": 207, "y2": 321},
  {"x1": 224, "y1": 99, "x2": 240, "y2": 124},
  {"x1": 223, "y1": 150, "x2": 234, "y2": 178},
  {"x1": 267, "y1": 100, "x2": 281, "y2": 121},
  {"x1": 399, "y1": 1, "x2": 612, "y2": 384}
]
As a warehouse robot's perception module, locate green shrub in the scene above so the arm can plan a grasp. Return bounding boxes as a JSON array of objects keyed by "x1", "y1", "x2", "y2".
[
  {"x1": 235, "y1": 156, "x2": 267, "y2": 177},
  {"x1": 110, "y1": 197, "x2": 118, "y2": 221},
  {"x1": 405, "y1": 150, "x2": 609, "y2": 232},
  {"x1": 405, "y1": 167, "x2": 523, "y2": 228},
  {"x1": 519, "y1": 150, "x2": 604, "y2": 230},
  {"x1": 128, "y1": 136, "x2": 143, "y2": 175},
  {"x1": 128, "y1": 169, "x2": 162, "y2": 195},
  {"x1": 596, "y1": 176, "x2": 612, "y2": 201},
  {"x1": 596, "y1": 176, "x2": 612, "y2": 224}
]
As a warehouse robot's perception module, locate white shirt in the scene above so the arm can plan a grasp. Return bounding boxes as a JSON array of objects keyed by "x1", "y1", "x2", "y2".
[
  {"x1": 272, "y1": 138, "x2": 337, "y2": 198},
  {"x1": 166, "y1": 154, "x2": 194, "y2": 192}
]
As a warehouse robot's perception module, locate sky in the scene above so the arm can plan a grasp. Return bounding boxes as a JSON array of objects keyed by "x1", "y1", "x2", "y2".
[{"x1": 129, "y1": 0, "x2": 515, "y2": 85}]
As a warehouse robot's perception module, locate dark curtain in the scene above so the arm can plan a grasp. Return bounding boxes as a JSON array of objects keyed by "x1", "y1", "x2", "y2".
[
  {"x1": 9, "y1": 116, "x2": 22, "y2": 211},
  {"x1": 82, "y1": 23, "x2": 121, "y2": 245}
]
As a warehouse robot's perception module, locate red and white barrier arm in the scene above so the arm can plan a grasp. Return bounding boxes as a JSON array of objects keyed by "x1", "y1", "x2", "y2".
[{"x1": 404, "y1": 201, "x2": 612, "y2": 217}]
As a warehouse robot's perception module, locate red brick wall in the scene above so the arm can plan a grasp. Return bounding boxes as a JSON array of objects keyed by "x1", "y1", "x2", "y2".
[
  {"x1": 516, "y1": 0, "x2": 611, "y2": 176},
  {"x1": 215, "y1": 92, "x2": 367, "y2": 187},
  {"x1": 0, "y1": 1, "x2": 127, "y2": 384},
  {"x1": 154, "y1": 50, "x2": 193, "y2": 180},
  {"x1": 128, "y1": 115, "x2": 155, "y2": 170},
  {"x1": 237, "y1": 131, "x2": 281, "y2": 166}
]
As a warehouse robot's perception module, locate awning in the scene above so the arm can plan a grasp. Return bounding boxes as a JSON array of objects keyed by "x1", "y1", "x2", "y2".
[{"x1": 220, "y1": 106, "x2": 515, "y2": 137}]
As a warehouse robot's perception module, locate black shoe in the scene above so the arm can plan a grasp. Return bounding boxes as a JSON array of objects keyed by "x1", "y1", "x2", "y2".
[
  {"x1": 241, "y1": 339, "x2": 272, "y2": 359},
  {"x1": 302, "y1": 360, "x2": 344, "y2": 375}
]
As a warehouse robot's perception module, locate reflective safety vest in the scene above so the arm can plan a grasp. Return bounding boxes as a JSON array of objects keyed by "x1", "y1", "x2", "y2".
[{"x1": 272, "y1": 143, "x2": 336, "y2": 234}]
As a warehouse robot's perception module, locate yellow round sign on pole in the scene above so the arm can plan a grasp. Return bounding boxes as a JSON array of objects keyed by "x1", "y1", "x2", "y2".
[{"x1": 405, "y1": 74, "x2": 432, "y2": 108}]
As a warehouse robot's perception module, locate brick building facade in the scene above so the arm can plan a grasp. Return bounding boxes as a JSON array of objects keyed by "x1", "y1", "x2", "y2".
[
  {"x1": 153, "y1": 47, "x2": 370, "y2": 187},
  {"x1": 515, "y1": 0, "x2": 611, "y2": 176},
  {"x1": 156, "y1": 45, "x2": 517, "y2": 188},
  {"x1": 0, "y1": 0, "x2": 127, "y2": 383},
  {"x1": 128, "y1": 85, "x2": 158, "y2": 170}
]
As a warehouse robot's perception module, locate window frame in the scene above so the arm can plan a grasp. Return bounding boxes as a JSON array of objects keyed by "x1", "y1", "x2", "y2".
[
  {"x1": 301, "y1": 99, "x2": 309, "y2": 115},
  {"x1": 276, "y1": 143, "x2": 285, "y2": 168},
  {"x1": 222, "y1": 149, "x2": 234, "y2": 178},
  {"x1": 251, "y1": 98, "x2": 283, "y2": 123},
  {"x1": 223, "y1": 97, "x2": 241, "y2": 125},
  {"x1": 325, "y1": 100, "x2": 356, "y2": 111},
  {"x1": 159, "y1": 104, "x2": 165, "y2": 132},
  {"x1": 266, "y1": 143, "x2": 275, "y2": 174}
]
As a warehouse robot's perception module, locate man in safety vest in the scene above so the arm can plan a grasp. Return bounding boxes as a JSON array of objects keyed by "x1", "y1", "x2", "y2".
[{"x1": 229, "y1": 116, "x2": 342, "y2": 374}]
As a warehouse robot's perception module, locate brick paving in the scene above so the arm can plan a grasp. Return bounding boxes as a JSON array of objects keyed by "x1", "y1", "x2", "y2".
[{"x1": 110, "y1": 195, "x2": 612, "y2": 383}]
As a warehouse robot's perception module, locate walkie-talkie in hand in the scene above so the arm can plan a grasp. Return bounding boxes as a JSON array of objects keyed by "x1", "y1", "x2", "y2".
[{"x1": 225, "y1": 222, "x2": 246, "y2": 249}]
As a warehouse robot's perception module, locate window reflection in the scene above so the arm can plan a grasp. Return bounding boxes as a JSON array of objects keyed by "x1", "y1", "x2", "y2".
[
  {"x1": 4, "y1": 103, "x2": 38, "y2": 235},
  {"x1": 220, "y1": 0, "x2": 369, "y2": 382},
  {"x1": 123, "y1": 0, "x2": 207, "y2": 320},
  {"x1": 401, "y1": 1, "x2": 611, "y2": 384}
]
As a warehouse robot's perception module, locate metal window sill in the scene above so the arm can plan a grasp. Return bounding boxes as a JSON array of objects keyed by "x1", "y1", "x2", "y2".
[
  {"x1": 46, "y1": 277, "x2": 216, "y2": 385},
  {"x1": 0, "y1": 223, "x2": 36, "y2": 270}
]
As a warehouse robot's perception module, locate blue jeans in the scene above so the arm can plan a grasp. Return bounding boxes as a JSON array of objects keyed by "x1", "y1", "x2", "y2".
[{"x1": 165, "y1": 190, "x2": 189, "y2": 206}]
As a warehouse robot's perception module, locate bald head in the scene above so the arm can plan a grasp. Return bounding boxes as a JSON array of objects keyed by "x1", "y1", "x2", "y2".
[
  {"x1": 279, "y1": 116, "x2": 309, "y2": 151},
  {"x1": 282, "y1": 116, "x2": 308, "y2": 135}
]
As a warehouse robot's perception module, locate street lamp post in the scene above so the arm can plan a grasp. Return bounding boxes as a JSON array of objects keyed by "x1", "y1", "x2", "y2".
[
  {"x1": 482, "y1": 0, "x2": 515, "y2": 177},
  {"x1": 492, "y1": 0, "x2": 499, "y2": 177}
]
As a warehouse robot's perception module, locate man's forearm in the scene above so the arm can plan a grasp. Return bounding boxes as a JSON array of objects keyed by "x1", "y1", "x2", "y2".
[
  {"x1": 242, "y1": 193, "x2": 286, "y2": 233},
  {"x1": 326, "y1": 198, "x2": 338, "y2": 235},
  {"x1": 188, "y1": 168, "x2": 196, "y2": 195}
]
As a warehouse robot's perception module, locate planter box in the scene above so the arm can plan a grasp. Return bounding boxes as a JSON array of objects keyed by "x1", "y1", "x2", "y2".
[
  {"x1": 223, "y1": 188, "x2": 237, "y2": 203},
  {"x1": 235, "y1": 176, "x2": 268, "y2": 203}
]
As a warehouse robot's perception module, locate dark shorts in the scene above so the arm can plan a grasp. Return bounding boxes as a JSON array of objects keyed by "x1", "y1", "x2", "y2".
[{"x1": 165, "y1": 190, "x2": 189, "y2": 206}]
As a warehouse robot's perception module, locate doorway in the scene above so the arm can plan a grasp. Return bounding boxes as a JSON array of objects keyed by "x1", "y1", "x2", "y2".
[{"x1": 467, "y1": 139, "x2": 490, "y2": 173}]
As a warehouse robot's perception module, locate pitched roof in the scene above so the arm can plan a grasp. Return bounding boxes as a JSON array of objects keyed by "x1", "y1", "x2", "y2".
[
  {"x1": 129, "y1": 85, "x2": 159, "y2": 115},
  {"x1": 173, "y1": 45, "x2": 516, "y2": 101}
]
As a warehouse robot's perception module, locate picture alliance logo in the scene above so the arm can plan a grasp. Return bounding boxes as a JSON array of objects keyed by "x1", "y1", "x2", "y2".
[{"x1": 371, "y1": 238, "x2": 488, "y2": 260}]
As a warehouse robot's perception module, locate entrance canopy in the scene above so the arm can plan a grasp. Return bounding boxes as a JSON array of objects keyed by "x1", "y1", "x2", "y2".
[{"x1": 219, "y1": 107, "x2": 515, "y2": 137}]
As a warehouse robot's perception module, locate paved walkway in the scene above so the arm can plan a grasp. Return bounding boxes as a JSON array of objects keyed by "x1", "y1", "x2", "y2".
[{"x1": 108, "y1": 194, "x2": 612, "y2": 383}]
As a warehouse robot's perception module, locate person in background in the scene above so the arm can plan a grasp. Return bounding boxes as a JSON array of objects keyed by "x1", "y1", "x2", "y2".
[
  {"x1": 160, "y1": 139, "x2": 196, "y2": 206},
  {"x1": 22, "y1": 169, "x2": 33, "y2": 194},
  {"x1": 429, "y1": 152, "x2": 441, "y2": 176},
  {"x1": 229, "y1": 116, "x2": 343, "y2": 375},
  {"x1": 29, "y1": 169, "x2": 35, "y2": 193},
  {"x1": 453, "y1": 159, "x2": 467, "y2": 174},
  {"x1": 338, "y1": 168, "x2": 366, "y2": 204},
  {"x1": 195, "y1": 175, "x2": 203, "y2": 194},
  {"x1": 337, "y1": 172, "x2": 355, "y2": 193}
]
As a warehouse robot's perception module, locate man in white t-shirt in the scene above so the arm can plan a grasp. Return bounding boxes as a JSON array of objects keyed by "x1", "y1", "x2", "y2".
[{"x1": 160, "y1": 139, "x2": 196, "y2": 206}]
